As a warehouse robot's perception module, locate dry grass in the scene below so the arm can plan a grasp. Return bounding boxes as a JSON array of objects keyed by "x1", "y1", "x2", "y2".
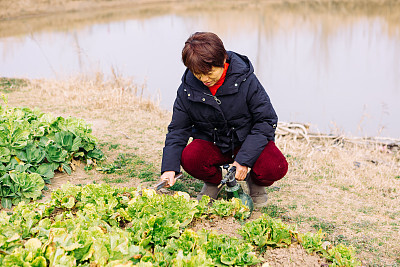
[
  {"x1": 273, "y1": 135, "x2": 400, "y2": 265},
  {"x1": 3, "y1": 75, "x2": 400, "y2": 265},
  {"x1": 32, "y1": 71, "x2": 160, "y2": 112},
  {"x1": 0, "y1": 0, "x2": 173, "y2": 20},
  {"x1": 6, "y1": 72, "x2": 170, "y2": 166}
]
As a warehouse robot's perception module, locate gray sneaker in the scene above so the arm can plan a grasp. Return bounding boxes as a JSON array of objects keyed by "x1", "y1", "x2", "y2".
[
  {"x1": 246, "y1": 176, "x2": 268, "y2": 208},
  {"x1": 196, "y1": 182, "x2": 222, "y2": 201}
]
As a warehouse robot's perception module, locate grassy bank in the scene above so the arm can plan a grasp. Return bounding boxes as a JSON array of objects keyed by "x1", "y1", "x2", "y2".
[
  {"x1": 0, "y1": 0, "x2": 175, "y2": 20},
  {"x1": 1, "y1": 76, "x2": 399, "y2": 265},
  {"x1": 1, "y1": 0, "x2": 399, "y2": 20},
  {"x1": 0, "y1": 0, "x2": 389, "y2": 20}
]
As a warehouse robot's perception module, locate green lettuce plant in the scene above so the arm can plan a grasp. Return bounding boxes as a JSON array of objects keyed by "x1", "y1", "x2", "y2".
[
  {"x1": 239, "y1": 214, "x2": 298, "y2": 248},
  {"x1": 298, "y1": 230, "x2": 362, "y2": 267},
  {"x1": 0, "y1": 172, "x2": 44, "y2": 209}
]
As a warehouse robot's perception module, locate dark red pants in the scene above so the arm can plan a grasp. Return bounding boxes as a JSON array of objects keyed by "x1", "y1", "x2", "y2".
[{"x1": 181, "y1": 139, "x2": 288, "y2": 186}]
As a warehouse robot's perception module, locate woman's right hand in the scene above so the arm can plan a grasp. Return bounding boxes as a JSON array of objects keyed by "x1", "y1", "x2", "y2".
[{"x1": 160, "y1": 171, "x2": 177, "y2": 187}]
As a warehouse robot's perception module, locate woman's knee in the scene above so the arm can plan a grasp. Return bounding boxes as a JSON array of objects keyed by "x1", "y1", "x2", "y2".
[
  {"x1": 181, "y1": 139, "x2": 212, "y2": 171},
  {"x1": 181, "y1": 139, "x2": 225, "y2": 183},
  {"x1": 251, "y1": 142, "x2": 288, "y2": 186},
  {"x1": 181, "y1": 139, "x2": 224, "y2": 173}
]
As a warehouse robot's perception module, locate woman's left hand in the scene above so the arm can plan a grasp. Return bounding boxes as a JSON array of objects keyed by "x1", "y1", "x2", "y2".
[{"x1": 232, "y1": 161, "x2": 248, "y2": 181}]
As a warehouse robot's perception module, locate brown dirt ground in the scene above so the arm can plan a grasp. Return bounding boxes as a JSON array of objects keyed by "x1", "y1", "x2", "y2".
[
  {"x1": 189, "y1": 215, "x2": 243, "y2": 239},
  {"x1": 261, "y1": 243, "x2": 328, "y2": 267}
]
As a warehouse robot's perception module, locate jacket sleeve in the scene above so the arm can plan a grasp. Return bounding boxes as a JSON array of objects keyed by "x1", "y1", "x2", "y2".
[
  {"x1": 161, "y1": 88, "x2": 193, "y2": 173},
  {"x1": 234, "y1": 77, "x2": 278, "y2": 167}
]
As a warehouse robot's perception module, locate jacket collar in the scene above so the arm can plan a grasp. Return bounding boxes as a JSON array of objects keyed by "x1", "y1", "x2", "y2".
[{"x1": 181, "y1": 51, "x2": 254, "y2": 96}]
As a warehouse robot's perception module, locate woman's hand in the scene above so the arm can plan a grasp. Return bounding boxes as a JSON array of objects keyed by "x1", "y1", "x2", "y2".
[
  {"x1": 160, "y1": 171, "x2": 177, "y2": 187},
  {"x1": 232, "y1": 161, "x2": 248, "y2": 181}
]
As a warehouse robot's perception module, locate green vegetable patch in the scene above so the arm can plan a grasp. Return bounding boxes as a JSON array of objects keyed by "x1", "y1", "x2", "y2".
[
  {"x1": 299, "y1": 230, "x2": 362, "y2": 267},
  {"x1": 0, "y1": 102, "x2": 104, "y2": 208},
  {"x1": 0, "y1": 183, "x2": 259, "y2": 266},
  {"x1": 0, "y1": 183, "x2": 361, "y2": 266}
]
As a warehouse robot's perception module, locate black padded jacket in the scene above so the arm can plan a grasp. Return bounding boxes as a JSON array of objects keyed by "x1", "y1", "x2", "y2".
[{"x1": 161, "y1": 51, "x2": 278, "y2": 173}]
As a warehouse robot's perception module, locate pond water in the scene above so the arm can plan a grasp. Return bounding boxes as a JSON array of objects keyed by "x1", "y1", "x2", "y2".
[{"x1": 1, "y1": 1, "x2": 399, "y2": 138}]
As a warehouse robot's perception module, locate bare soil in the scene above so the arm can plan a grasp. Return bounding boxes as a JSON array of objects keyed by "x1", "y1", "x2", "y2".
[
  {"x1": 189, "y1": 216, "x2": 243, "y2": 239},
  {"x1": 261, "y1": 244, "x2": 328, "y2": 267}
]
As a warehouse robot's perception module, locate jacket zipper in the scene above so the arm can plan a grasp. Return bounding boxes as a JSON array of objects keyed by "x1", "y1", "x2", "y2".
[{"x1": 203, "y1": 92, "x2": 221, "y2": 105}]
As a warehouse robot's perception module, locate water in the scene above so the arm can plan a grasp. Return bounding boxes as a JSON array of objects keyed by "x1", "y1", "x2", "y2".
[{"x1": 1, "y1": 2, "x2": 399, "y2": 138}]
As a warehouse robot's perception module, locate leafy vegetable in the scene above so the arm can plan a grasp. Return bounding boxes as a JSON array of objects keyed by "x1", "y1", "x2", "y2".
[
  {"x1": 239, "y1": 214, "x2": 298, "y2": 248},
  {"x1": 298, "y1": 229, "x2": 327, "y2": 254},
  {"x1": 198, "y1": 229, "x2": 260, "y2": 266},
  {"x1": 211, "y1": 197, "x2": 251, "y2": 220},
  {"x1": 298, "y1": 229, "x2": 362, "y2": 267},
  {"x1": 0, "y1": 171, "x2": 45, "y2": 208},
  {"x1": 0, "y1": 104, "x2": 104, "y2": 207},
  {"x1": 327, "y1": 243, "x2": 362, "y2": 267}
]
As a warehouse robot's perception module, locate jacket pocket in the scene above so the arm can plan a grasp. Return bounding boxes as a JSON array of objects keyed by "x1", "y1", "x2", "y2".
[
  {"x1": 229, "y1": 117, "x2": 251, "y2": 142},
  {"x1": 234, "y1": 126, "x2": 251, "y2": 142}
]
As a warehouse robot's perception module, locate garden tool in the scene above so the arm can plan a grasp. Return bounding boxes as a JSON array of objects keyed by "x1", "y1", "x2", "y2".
[
  {"x1": 218, "y1": 164, "x2": 254, "y2": 213},
  {"x1": 151, "y1": 172, "x2": 183, "y2": 191}
]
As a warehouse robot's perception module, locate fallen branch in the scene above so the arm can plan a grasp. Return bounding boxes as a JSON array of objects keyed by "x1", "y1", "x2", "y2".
[{"x1": 276, "y1": 122, "x2": 400, "y2": 149}]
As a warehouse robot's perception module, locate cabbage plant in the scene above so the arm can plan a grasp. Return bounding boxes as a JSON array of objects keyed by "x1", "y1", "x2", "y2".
[{"x1": 0, "y1": 104, "x2": 104, "y2": 208}]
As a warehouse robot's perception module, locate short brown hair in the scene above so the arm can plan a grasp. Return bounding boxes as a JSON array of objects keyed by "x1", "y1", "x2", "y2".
[{"x1": 182, "y1": 32, "x2": 227, "y2": 75}]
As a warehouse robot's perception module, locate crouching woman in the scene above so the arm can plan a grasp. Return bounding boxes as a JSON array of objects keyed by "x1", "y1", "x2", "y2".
[{"x1": 160, "y1": 32, "x2": 288, "y2": 207}]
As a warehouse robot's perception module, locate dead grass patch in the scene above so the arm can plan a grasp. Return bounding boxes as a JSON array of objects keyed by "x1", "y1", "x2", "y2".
[{"x1": 271, "y1": 135, "x2": 400, "y2": 265}]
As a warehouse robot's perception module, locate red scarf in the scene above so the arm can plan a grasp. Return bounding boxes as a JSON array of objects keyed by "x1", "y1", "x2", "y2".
[{"x1": 208, "y1": 63, "x2": 229, "y2": 96}]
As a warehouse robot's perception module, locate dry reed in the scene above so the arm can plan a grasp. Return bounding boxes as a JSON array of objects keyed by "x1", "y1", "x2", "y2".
[{"x1": 29, "y1": 72, "x2": 161, "y2": 112}]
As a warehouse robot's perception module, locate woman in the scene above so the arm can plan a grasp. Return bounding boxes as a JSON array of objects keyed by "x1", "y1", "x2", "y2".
[{"x1": 160, "y1": 32, "x2": 288, "y2": 207}]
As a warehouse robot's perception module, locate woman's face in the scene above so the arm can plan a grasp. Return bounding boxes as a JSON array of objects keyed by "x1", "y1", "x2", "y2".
[{"x1": 193, "y1": 66, "x2": 225, "y2": 87}]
